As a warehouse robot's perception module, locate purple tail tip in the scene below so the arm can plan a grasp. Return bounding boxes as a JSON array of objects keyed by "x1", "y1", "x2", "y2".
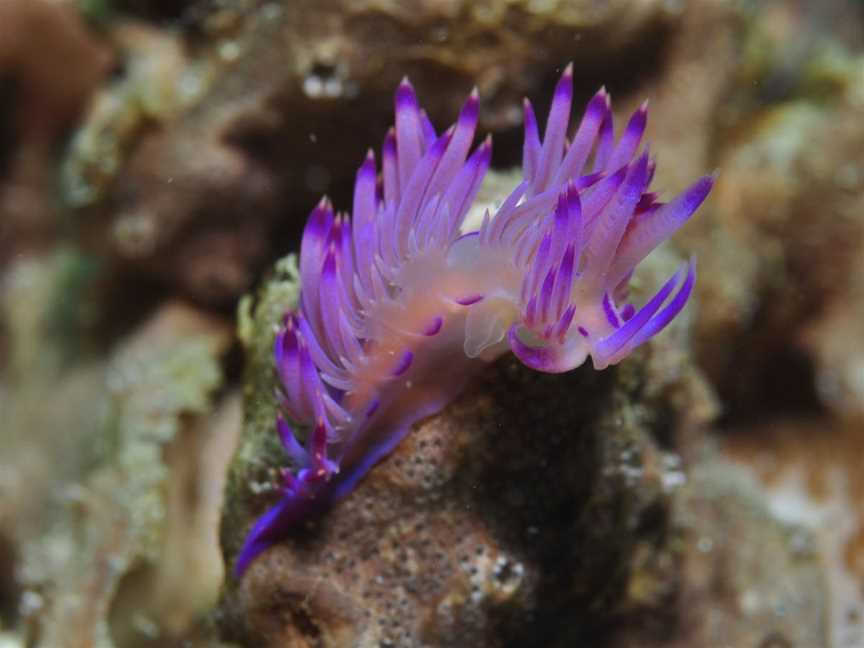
[{"x1": 233, "y1": 491, "x2": 318, "y2": 579}]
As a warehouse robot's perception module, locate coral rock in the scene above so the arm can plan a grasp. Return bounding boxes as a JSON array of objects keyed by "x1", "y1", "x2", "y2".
[{"x1": 221, "y1": 247, "x2": 716, "y2": 647}]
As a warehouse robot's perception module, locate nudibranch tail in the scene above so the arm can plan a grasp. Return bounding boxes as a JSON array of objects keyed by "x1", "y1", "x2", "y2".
[{"x1": 234, "y1": 65, "x2": 713, "y2": 577}]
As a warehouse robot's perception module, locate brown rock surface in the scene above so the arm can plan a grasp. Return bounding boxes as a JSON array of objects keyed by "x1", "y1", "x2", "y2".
[
  {"x1": 219, "y1": 247, "x2": 825, "y2": 647},
  {"x1": 222, "y1": 348, "x2": 708, "y2": 647}
]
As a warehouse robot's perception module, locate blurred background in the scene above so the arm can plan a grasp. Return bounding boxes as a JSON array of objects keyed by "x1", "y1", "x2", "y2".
[{"x1": 0, "y1": 0, "x2": 863, "y2": 646}]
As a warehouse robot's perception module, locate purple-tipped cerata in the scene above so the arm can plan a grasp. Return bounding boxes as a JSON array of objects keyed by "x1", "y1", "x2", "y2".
[{"x1": 234, "y1": 64, "x2": 713, "y2": 577}]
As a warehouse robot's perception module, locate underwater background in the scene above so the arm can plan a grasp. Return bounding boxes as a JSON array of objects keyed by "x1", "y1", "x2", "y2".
[{"x1": 1, "y1": 0, "x2": 863, "y2": 646}]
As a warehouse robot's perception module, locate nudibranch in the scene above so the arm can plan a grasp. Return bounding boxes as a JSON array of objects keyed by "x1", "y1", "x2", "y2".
[{"x1": 235, "y1": 65, "x2": 713, "y2": 576}]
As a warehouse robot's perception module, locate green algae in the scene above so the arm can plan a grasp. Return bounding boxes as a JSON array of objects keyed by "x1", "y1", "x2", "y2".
[{"x1": 221, "y1": 254, "x2": 299, "y2": 563}]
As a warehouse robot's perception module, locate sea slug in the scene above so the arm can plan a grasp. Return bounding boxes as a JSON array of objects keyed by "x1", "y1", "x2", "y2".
[{"x1": 235, "y1": 65, "x2": 713, "y2": 576}]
